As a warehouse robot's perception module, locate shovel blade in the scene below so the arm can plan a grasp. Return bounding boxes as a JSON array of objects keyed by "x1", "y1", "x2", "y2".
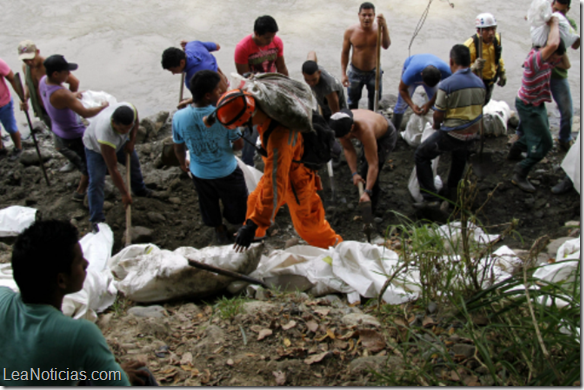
[{"x1": 358, "y1": 201, "x2": 374, "y2": 243}]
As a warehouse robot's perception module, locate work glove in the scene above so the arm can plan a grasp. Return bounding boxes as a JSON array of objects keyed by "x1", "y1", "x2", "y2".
[
  {"x1": 470, "y1": 58, "x2": 486, "y2": 73},
  {"x1": 233, "y1": 219, "x2": 258, "y2": 252},
  {"x1": 497, "y1": 71, "x2": 507, "y2": 87}
]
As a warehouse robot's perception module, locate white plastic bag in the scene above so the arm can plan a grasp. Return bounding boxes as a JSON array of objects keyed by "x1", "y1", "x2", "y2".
[
  {"x1": 530, "y1": 12, "x2": 579, "y2": 48},
  {"x1": 80, "y1": 91, "x2": 118, "y2": 124},
  {"x1": 407, "y1": 125, "x2": 443, "y2": 202},
  {"x1": 483, "y1": 99, "x2": 511, "y2": 137},
  {"x1": 528, "y1": 0, "x2": 552, "y2": 28},
  {"x1": 0, "y1": 206, "x2": 37, "y2": 237},
  {"x1": 400, "y1": 93, "x2": 433, "y2": 147},
  {"x1": 561, "y1": 132, "x2": 580, "y2": 193},
  {"x1": 233, "y1": 73, "x2": 315, "y2": 133}
]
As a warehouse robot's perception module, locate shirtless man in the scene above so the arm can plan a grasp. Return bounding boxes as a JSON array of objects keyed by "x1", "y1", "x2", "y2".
[
  {"x1": 18, "y1": 40, "x2": 80, "y2": 172},
  {"x1": 329, "y1": 109, "x2": 397, "y2": 212},
  {"x1": 341, "y1": 2, "x2": 390, "y2": 111}
]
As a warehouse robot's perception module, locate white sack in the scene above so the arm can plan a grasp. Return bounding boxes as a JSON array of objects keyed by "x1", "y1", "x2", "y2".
[
  {"x1": 530, "y1": 12, "x2": 579, "y2": 48},
  {"x1": 0, "y1": 206, "x2": 37, "y2": 237},
  {"x1": 400, "y1": 93, "x2": 433, "y2": 147},
  {"x1": 408, "y1": 125, "x2": 443, "y2": 202},
  {"x1": 80, "y1": 91, "x2": 118, "y2": 114},
  {"x1": 108, "y1": 243, "x2": 263, "y2": 302},
  {"x1": 561, "y1": 132, "x2": 580, "y2": 194},
  {"x1": 236, "y1": 156, "x2": 263, "y2": 193},
  {"x1": 482, "y1": 99, "x2": 511, "y2": 137}
]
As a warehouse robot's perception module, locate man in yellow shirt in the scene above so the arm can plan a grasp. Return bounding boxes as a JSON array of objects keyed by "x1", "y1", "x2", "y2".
[{"x1": 463, "y1": 13, "x2": 506, "y2": 104}]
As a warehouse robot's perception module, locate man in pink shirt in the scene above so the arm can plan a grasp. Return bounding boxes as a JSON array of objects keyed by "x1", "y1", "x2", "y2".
[
  {"x1": 234, "y1": 15, "x2": 289, "y2": 166},
  {"x1": 0, "y1": 58, "x2": 23, "y2": 161}
]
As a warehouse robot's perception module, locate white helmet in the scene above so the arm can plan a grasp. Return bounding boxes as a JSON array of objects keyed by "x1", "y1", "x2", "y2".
[{"x1": 475, "y1": 13, "x2": 497, "y2": 28}]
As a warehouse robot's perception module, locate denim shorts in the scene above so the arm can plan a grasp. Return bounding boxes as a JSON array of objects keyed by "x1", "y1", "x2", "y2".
[{"x1": 0, "y1": 99, "x2": 19, "y2": 134}]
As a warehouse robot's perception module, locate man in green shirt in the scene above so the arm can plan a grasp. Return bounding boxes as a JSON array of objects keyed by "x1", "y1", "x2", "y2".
[
  {"x1": 550, "y1": 0, "x2": 580, "y2": 151},
  {"x1": 0, "y1": 220, "x2": 155, "y2": 386}
]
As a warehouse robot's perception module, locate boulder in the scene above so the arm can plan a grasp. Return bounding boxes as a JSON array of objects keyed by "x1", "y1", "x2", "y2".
[
  {"x1": 19, "y1": 150, "x2": 52, "y2": 166},
  {"x1": 128, "y1": 305, "x2": 167, "y2": 318}
]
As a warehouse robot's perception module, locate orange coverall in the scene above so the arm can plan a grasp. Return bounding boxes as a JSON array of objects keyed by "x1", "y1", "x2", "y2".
[{"x1": 246, "y1": 119, "x2": 342, "y2": 249}]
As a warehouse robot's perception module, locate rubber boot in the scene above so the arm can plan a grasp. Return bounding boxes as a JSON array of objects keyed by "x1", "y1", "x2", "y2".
[
  {"x1": 511, "y1": 164, "x2": 536, "y2": 193},
  {"x1": 507, "y1": 141, "x2": 525, "y2": 161},
  {"x1": 551, "y1": 176, "x2": 573, "y2": 194},
  {"x1": 392, "y1": 113, "x2": 404, "y2": 132}
]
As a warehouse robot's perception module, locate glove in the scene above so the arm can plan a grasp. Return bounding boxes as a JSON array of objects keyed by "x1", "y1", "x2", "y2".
[
  {"x1": 234, "y1": 219, "x2": 258, "y2": 251},
  {"x1": 497, "y1": 71, "x2": 507, "y2": 87},
  {"x1": 470, "y1": 58, "x2": 486, "y2": 73}
]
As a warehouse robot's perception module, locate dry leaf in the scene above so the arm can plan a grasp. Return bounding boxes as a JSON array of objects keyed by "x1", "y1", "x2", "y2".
[
  {"x1": 450, "y1": 370, "x2": 460, "y2": 381},
  {"x1": 448, "y1": 327, "x2": 455, "y2": 335},
  {"x1": 226, "y1": 359, "x2": 234, "y2": 366},
  {"x1": 314, "y1": 373, "x2": 322, "y2": 378},
  {"x1": 463, "y1": 376, "x2": 479, "y2": 386},
  {"x1": 180, "y1": 352, "x2": 193, "y2": 366},
  {"x1": 258, "y1": 329, "x2": 273, "y2": 341},
  {"x1": 273, "y1": 371, "x2": 286, "y2": 385},
  {"x1": 334, "y1": 339, "x2": 349, "y2": 350},
  {"x1": 338, "y1": 330, "x2": 357, "y2": 340},
  {"x1": 200, "y1": 369, "x2": 211, "y2": 384},
  {"x1": 422, "y1": 316, "x2": 435, "y2": 328},
  {"x1": 326, "y1": 328, "x2": 336, "y2": 340},
  {"x1": 282, "y1": 320, "x2": 297, "y2": 330},
  {"x1": 308, "y1": 345, "x2": 319, "y2": 354},
  {"x1": 358, "y1": 329, "x2": 386, "y2": 353},
  {"x1": 250, "y1": 325, "x2": 263, "y2": 333},
  {"x1": 304, "y1": 351, "x2": 330, "y2": 365},
  {"x1": 314, "y1": 308, "x2": 330, "y2": 317},
  {"x1": 353, "y1": 216, "x2": 362, "y2": 221},
  {"x1": 283, "y1": 338, "x2": 291, "y2": 347},
  {"x1": 306, "y1": 320, "x2": 319, "y2": 333}
]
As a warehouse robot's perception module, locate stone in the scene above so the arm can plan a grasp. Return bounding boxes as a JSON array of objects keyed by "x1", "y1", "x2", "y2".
[
  {"x1": 135, "y1": 126, "x2": 148, "y2": 143},
  {"x1": 126, "y1": 226, "x2": 154, "y2": 244},
  {"x1": 128, "y1": 305, "x2": 167, "y2": 318},
  {"x1": 349, "y1": 356, "x2": 402, "y2": 374},
  {"x1": 168, "y1": 197, "x2": 181, "y2": 205},
  {"x1": 103, "y1": 201, "x2": 114, "y2": 211},
  {"x1": 565, "y1": 221, "x2": 580, "y2": 227},
  {"x1": 19, "y1": 150, "x2": 52, "y2": 166},
  {"x1": 547, "y1": 237, "x2": 571, "y2": 258},
  {"x1": 374, "y1": 217, "x2": 383, "y2": 224},
  {"x1": 147, "y1": 212, "x2": 166, "y2": 224},
  {"x1": 284, "y1": 237, "x2": 300, "y2": 249},
  {"x1": 341, "y1": 313, "x2": 381, "y2": 328},
  {"x1": 347, "y1": 204, "x2": 355, "y2": 211},
  {"x1": 242, "y1": 301, "x2": 279, "y2": 315},
  {"x1": 451, "y1": 343, "x2": 476, "y2": 358},
  {"x1": 427, "y1": 301, "x2": 438, "y2": 314},
  {"x1": 155, "y1": 111, "x2": 170, "y2": 124}
]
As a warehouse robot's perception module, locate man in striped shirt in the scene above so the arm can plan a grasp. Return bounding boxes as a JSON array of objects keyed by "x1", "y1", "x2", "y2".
[
  {"x1": 414, "y1": 44, "x2": 485, "y2": 208},
  {"x1": 508, "y1": 16, "x2": 569, "y2": 192}
]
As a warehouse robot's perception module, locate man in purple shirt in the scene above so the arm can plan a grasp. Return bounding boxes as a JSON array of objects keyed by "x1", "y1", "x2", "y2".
[{"x1": 39, "y1": 55, "x2": 108, "y2": 201}]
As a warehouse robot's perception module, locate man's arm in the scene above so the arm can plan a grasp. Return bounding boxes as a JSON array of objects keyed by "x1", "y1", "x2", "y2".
[
  {"x1": 421, "y1": 93, "x2": 439, "y2": 116},
  {"x1": 377, "y1": 14, "x2": 391, "y2": 49},
  {"x1": 232, "y1": 137, "x2": 244, "y2": 151},
  {"x1": 65, "y1": 73, "x2": 79, "y2": 92},
  {"x1": 541, "y1": 17, "x2": 561, "y2": 61},
  {"x1": 51, "y1": 89, "x2": 108, "y2": 118},
  {"x1": 398, "y1": 80, "x2": 422, "y2": 115},
  {"x1": 307, "y1": 51, "x2": 317, "y2": 62},
  {"x1": 100, "y1": 144, "x2": 132, "y2": 208},
  {"x1": 432, "y1": 109, "x2": 445, "y2": 130},
  {"x1": 556, "y1": 52, "x2": 571, "y2": 70},
  {"x1": 275, "y1": 56, "x2": 289, "y2": 76},
  {"x1": 340, "y1": 29, "x2": 352, "y2": 87},
  {"x1": 235, "y1": 62, "x2": 250, "y2": 76},
  {"x1": 4, "y1": 71, "x2": 22, "y2": 101},
  {"x1": 173, "y1": 143, "x2": 189, "y2": 173},
  {"x1": 339, "y1": 137, "x2": 361, "y2": 184},
  {"x1": 124, "y1": 109, "x2": 139, "y2": 154},
  {"x1": 571, "y1": 37, "x2": 580, "y2": 50},
  {"x1": 326, "y1": 92, "x2": 341, "y2": 114}
]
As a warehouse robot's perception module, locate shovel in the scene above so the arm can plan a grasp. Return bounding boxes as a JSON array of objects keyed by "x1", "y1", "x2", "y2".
[
  {"x1": 357, "y1": 182, "x2": 374, "y2": 243},
  {"x1": 373, "y1": 22, "x2": 382, "y2": 112},
  {"x1": 12, "y1": 73, "x2": 51, "y2": 186},
  {"x1": 467, "y1": 35, "x2": 495, "y2": 178},
  {"x1": 125, "y1": 153, "x2": 132, "y2": 246}
]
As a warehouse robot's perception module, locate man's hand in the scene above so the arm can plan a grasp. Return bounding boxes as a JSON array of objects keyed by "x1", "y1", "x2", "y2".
[
  {"x1": 233, "y1": 220, "x2": 258, "y2": 253},
  {"x1": 124, "y1": 142, "x2": 135, "y2": 154},
  {"x1": 177, "y1": 98, "x2": 192, "y2": 109},
  {"x1": 352, "y1": 173, "x2": 366, "y2": 187},
  {"x1": 19, "y1": 101, "x2": 29, "y2": 112},
  {"x1": 359, "y1": 191, "x2": 371, "y2": 203},
  {"x1": 420, "y1": 102, "x2": 433, "y2": 116},
  {"x1": 411, "y1": 104, "x2": 423, "y2": 116},
  {"x1": 376, "y1": 14, "x2": 387, "y2": 29},
  {"x1": 341, "y1": 74, "x2": 349, "y2": 88},
  {"x1": 179, "y1": 162, "x2": 188, "y2": 173},
  {"x1": 497, "y1": 71, "x2": 507, "y2": 87},
  {"x1": 120, "y1": 361, "x2": 149, "y2": 386},
  {"x1": 470, "y1": 58, "x2": 486, "y2": 73},
  {"x1": 180, "y1": 40, "x2": 188, "y2": 49},
  {"x1": 100, "y1": 101, "x2": 109, "y2": 108},
  {"x1": 122, "y1": 192, "x2": 133, "y2": 209}
]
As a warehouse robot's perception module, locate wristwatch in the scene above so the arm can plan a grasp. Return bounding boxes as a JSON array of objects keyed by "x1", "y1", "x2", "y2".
[{"x1": 364, "y1": 189, "x2": 373, "y2": 197}]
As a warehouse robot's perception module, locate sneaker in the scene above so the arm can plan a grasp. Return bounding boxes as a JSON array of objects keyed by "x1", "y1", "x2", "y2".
[
  {"x1": 134, "y1": 188, "x2": 153, "y2": 198},
  {"x1": 8, "y1": 148, "x2": 22, "y2": 161},
  {"x1": 91, "y1": 222, "x2": 100, "y2": 234},
  {"x1": 72, "y1": 192, "x2": 85, "y2": 202},
  {"x1": 558, "y1": 139, "x2": 573, "y2": 152},
  {"x1": 59, "y1": 161, "x2": 76, "y2": 172}
]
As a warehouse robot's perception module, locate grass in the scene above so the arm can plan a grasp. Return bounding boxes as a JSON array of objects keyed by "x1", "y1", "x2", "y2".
[
  {"x1": 212, "y1": 295, "x2": 248, "y2": 320},
  {"x1": 372, "y1": 170, "x2": 581, "y2": 386}
]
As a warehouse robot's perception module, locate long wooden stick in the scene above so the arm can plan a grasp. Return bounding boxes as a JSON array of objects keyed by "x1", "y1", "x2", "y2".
[
  {"x1": 373, "y1": 22, "x2": 382, "y2": 112},
  {"x1": 477, "y1": 35, "x2": 485, "y2": 158},
  {"x1": 186, "y1": 258, "x2": 269, "y2": 289},
  {"x1": 125, "y1": 153, "x2": 132, "y2": 246},
  {"x1": 179, "y1": 73, "x2": 185, "y2": 105}
]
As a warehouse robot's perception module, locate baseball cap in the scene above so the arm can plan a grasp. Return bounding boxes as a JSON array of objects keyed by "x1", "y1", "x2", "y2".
[
  {"x1": 44, "y1": 55, "x2": 78, "y2": 76},
  {"x1": 18, "y1": 40, "x2": 37, "y2": 60}
]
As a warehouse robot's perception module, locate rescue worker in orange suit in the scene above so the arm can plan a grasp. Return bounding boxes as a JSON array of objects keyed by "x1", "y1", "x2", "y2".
[{"x1": 208, "y1": 89, "x2": 343, "y2": 252}]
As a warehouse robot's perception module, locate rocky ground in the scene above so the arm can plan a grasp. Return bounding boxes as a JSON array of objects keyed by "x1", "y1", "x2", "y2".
[{"x1": 0, "y1": 96, "x2": 580, "y2": 385}]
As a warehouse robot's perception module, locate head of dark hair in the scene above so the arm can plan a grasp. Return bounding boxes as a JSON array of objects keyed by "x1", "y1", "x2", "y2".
[
  {"x1": 302, "y1": 60, "x2": 319, "y2": 75},
  {"x1": 328, "y1": 109, "x2": 354, "y2": 138},
  {"x1": 190, "y1": 70, "x2": 221, "y2": 103},
  {"x1": 11, "y1": 220, "x2": 79, "y2": 300},
  {"x1": 556, "y1": 0, "x2": 571, "y2": 7},
  {"x1": 555, "y1": 38, "x2": 567, "y2": 56},
  {"x1": 422, "y1": 65, "x2": 442, "y2": 87},
  {"x1": 450, "y1": 44, "x2": 471, "y2": 67},
  {"x1": 112, "y1": 105, "x2": 135, "y2": 126},
  {"x1": 161, "y1": 47, "x2": 186, "y2": 70},
  {"x1": 254, "y1": 15, "x2": 279, "y2": 36},
  {"x1": 359, "y1": 2, "x2": 375, "y2": 13}
]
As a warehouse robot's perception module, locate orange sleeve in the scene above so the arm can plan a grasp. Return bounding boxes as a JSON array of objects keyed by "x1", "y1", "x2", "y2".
[{"x1": 248, "y1": 127, "x2": 294, "y2": 230}]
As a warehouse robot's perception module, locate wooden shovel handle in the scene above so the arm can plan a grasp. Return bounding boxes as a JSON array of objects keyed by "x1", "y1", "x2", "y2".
[{"x1": 125, "y1": 153, "x2": 132, "y2": 246}]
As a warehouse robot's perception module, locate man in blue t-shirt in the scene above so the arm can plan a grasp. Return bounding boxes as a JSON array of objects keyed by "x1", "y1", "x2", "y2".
[
  {"x1": 0, "y1": 220, "x2": 157, "y2": 386},
  {"x1": 172, "y1": 70, "x2": 248, "y2": 245},
  {"x1": 392, "y1": 53, "x2": 452, "y2": 131},
  {"x1": 161, "y1": 40, "x2": 228, "y2": 109}
]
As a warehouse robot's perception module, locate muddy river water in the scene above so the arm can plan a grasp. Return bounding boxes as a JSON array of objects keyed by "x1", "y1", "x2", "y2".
[{"x1": 0, "y1": 0, "x2": 580, "y2": 133}]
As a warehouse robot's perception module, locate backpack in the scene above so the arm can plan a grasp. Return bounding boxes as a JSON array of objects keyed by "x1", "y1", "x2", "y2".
[{"x1": 258, "y1": 110, "x2": 335, "y2": 171}]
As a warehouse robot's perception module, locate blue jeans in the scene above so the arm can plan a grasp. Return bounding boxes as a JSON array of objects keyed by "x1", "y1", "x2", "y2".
[
  {"x1": 394, "y1": 83, "x2": 438, "y2": 115},
  {"x1": 85, "y1": 145, "x2": 147, "y2": 223},
  {"x1": 550, "y1": 77, "x2": 573, "y2": 142},
  {"x1": 415, "y1": 131, "x2": 470, "y2": 201},
  {"x1": 347, "y1": 64, "x2": 383, "y2": 111},
  {"x1": 240, "y1": 125, "x2": 259, "y2": 167}
]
